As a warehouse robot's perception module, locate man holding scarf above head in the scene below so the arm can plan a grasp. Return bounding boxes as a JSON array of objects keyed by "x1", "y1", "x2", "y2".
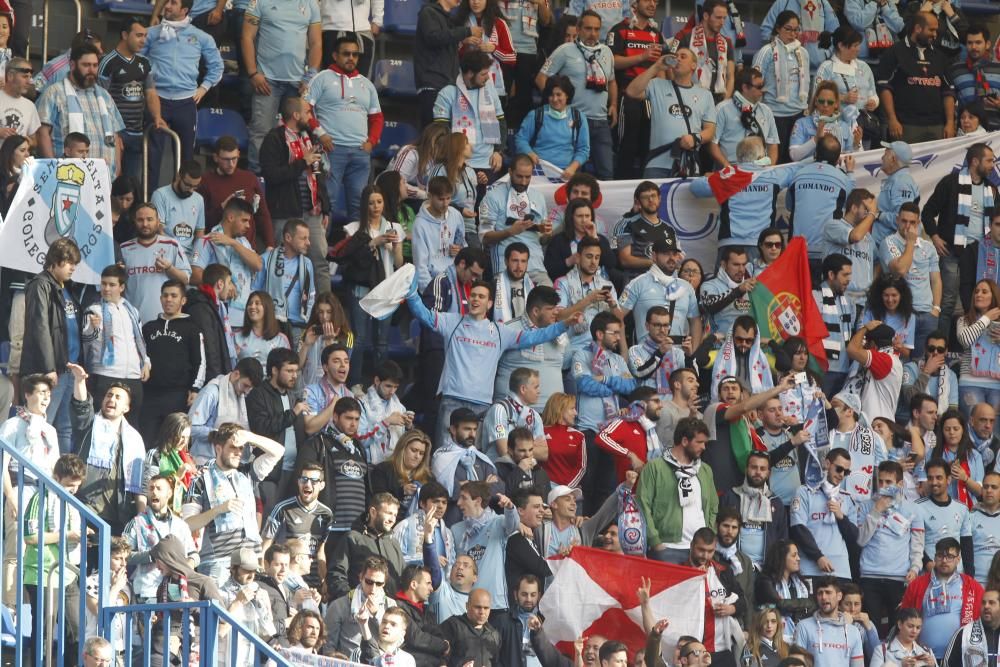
[
  {"x1": 827, "y1": 391, "x2": 887, "y2": 504},
  {"x1": 845, "y1": 319, "x2": 904, "y2": 425},
  {"x1": 677, "y1": 0, "x2": 735, "y2": 103},
  {"x1": 67, "y1": 361, "x2": 146, "y2": 536}
]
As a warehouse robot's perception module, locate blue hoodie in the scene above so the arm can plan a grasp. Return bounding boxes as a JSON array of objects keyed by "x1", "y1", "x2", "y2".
[
  {"x1": 142, "y1": 24, "x2": 224, "y2": 99},
  {"x1": 875, "y1": 167, "x2": 920, "y2": 245},
  {"x1": 412, "y1": 203, "x2": 467, "y2": 292}
]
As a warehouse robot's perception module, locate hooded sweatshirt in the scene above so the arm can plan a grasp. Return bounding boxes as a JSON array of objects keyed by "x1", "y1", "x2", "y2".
[{"x1": 149, "y1": 534, "x2": 222, "y2": 603}]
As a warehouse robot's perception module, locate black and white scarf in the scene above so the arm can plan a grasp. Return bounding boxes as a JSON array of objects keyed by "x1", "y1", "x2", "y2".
[{"x1": 820, "y1": 284, "x2": 852, "y2": 362}]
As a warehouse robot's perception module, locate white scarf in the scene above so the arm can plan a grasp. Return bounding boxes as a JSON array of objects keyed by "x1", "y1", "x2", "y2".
[
  {"x1": 797, "y1": 0, "x2": 825, "y2": 41},
  {"x1": 820, "y1": 479, "x2": 840, "y2": 524},
  {"x1": 772, "y1": 38, "x2": 810, "y2": 105},
  {"x1": 349, "y1": 584, "x2": 391, "y2": 621},
  {"x1": 203, "y1": 374, "x2": 248, "y2": 429},
  {"x1": 649, "y1": 263, "x2": 684, "y2": 300},
  {"x1": 639, "y1": 415, "x2": 661, "y2": 460},
  {"x1": 454, "y1": 75, "x2": 501, "y2": 145},
  {"x1": 431, "y1": 439, "x2": 496, "y2": 496},
  {"x1": 691, "y1": 24, "x2": 728, "y2": 94},
  {"x1": 663, "y1": 448, "x2": 701, "y2": 508},
  {"x1": 733, "y1": 481, "x2": 774, "y2": 523},
  {"x1": 159, "y1": 16, "x2": 192, "y2": 41},
  {"x1": 362, "y1": 385, "x2": 406, "y2": 464},
  {"x1": 494, "y1": 270, "x2": 535, "y2": 324},
  {"x1": 711, "y1": 327, "x2": 773, "y2": 402},
  {"x1": 562, "y1": 267, "x2": 612, "y2": 336},
  {"x1": 717, "y1": 542, "x2": 743, "y2": 575}
]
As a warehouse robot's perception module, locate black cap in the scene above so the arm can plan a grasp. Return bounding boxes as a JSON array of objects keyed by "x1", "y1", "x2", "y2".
[
  {"x1": 450, "y1": 407, "x2": 480, "y2": 427},
  {"x1": 866, "y1": 323, "x2": 896, "y2": 348},
  {"x1": 651, "y1": 230, "x2": 681, "y2": 254}
]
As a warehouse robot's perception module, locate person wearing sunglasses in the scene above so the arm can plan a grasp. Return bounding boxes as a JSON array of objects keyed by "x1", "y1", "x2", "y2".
[
  {"x1": 752, "y1": 228, "x2": 784, "y2": 276},
  {"x1": 900, "y1": 333, "x2": 959, "y2": 423},
  {"x1": 790, "y1": 446, "x2": 860, "y2": 582},
  {"x1": 324, "y1": 554, "x2": 397, "y2": 657},
  {"x1": 789, "y1": 81, "x2": 861, "y2": 162},
  {"x1": 814, "y1": 25, "x2": 881, "y2": 131},
  {"x1": 260, "y1": 462, "x2": 333, "y2": 588}
]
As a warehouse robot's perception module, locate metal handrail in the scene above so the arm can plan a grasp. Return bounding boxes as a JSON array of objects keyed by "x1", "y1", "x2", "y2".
[
  {"x1": 36, "y1": 0, "x2": 82, "y2": 63},
  {"x1": 142, "y1": 125, "x2": 183, "y2": 200}
]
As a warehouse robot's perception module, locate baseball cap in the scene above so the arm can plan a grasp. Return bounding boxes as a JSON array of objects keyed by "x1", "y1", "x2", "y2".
[
  {"x1": 651, "y1": 231, "x2": 681, "y2": 254},
  {"x1": 881, "y1": 140, "x2": 913, "y2": 165},
  {"x1": 832, "y1": 391, "x2": 862, "y2": 416},
  {"x1": 547, "y1": 485, "x2": 583, "y2": 506},
  {"x1": 866, "y1": 323, "x2": 896, "y2": 348},
  {"x1": 231, "y1": 548, "x2": 259, "y2": 571}
]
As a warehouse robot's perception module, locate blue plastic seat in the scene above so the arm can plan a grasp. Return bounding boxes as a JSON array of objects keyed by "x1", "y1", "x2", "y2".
[
  {"x1": 373, "y1": 121, "x2": 418, "y2": 161},
  {"x1": 373, "y1": 59, "x2": 418, "y2": 98},
  {"x1": 216, "y1": 43, "x2": 241, "y2": 86},
  {"x1": 963, "y1": 0, "x2": 1000, "y2": 14},
  {"x1": 196, "y1": 107, "x2": 249, "y2": 153},
  {"x1": 662, "y1": 15, "x2": 690, "y2": 40},
  {"x1": 94, "y1": 0, "x2": 154, "y2": 14},
  {"x1": 383, "y1": 0, "x2": 420, "y2": 35}
]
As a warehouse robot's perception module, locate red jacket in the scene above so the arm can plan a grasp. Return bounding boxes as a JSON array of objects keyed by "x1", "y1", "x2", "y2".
[
  {"x1": 900, "y1": 571, "x2": 983, "y2": 626},
  {"x1": 596, "y1": 418, "x2": 650, "y2": 484}
]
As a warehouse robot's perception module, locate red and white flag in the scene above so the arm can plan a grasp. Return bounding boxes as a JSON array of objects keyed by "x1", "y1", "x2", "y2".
[
  {"x1": 705, "y1": 165, "x2": 760, "y2": 205},
  {"x1": 538, "y1": 547, "x2": 707, "y2": 658}
]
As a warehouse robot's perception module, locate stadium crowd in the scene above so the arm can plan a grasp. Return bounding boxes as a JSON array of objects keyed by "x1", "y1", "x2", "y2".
[{"x1": 3, "y1": 0, "x2": 1000, "y2": 665}]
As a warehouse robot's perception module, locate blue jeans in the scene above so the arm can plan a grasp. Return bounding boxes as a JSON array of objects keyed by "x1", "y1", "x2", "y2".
[
  {"x1": 348, "y1": 288, "x2": 389, "y2": 385},
  {"x1": 149, "y1": 97, "x2": 197, "y2": 192},
  {"x1": 248, "y1": 79, "x2": 301, "y2": 173},
  {"x1": 587, "y1": 117, "x2": 613, "y2": 180},
  {"x1": 196, "y1": 556, "x2": 233, "y2": 589},
  {"x1": 939, "y1": 254, "x2": 960, "y2": 335},
  {"x1": 47, "y1": 371, "x2": 74, "y2": 454},
  {"x1": 436, "y1": 395, "x2": 486, "y2": 453},
  {"x1": 960, "y1": 385, "x2": 1000, "y2": 436},
  {"x1": 913, "y1": 311, "x2": 940, "y2": 359},
  {"x1": 326, "y1": 145, "x2": 372, "y2": 221}
]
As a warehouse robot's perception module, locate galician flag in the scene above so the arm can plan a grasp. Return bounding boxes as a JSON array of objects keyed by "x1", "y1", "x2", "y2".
[{"x1": 748, "y1": 237, "x2": 830, "y2": 370}]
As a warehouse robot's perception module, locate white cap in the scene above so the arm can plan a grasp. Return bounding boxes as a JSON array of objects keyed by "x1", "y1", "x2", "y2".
[{"x1": 547, "y1": 485, "x2": 583, "y2": 506}]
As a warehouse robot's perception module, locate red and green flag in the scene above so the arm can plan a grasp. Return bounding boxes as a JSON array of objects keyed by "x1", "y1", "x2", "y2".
[{"x1": 748, "y1": 237, "x2": 830, "y2": 371}]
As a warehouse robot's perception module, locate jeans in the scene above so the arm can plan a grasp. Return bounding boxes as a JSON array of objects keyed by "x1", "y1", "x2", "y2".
[
  {"x1": 326, "y1": 145, "x2": 372, "y2": 221},
  {"x1": 960, "y1": 385, "x2": 1000, "y2": 436},
  {"x1": 643, "y1": 167, "x2": 673, "y2": 178},
  {"x1": 347, "y1": 288, "x2": 388, "y2": 385},
  {"x1": 197, "y1": 556, "x2": 233, "y2": 590},
  {"x1": 121, "y1": 132, "x2": 144, "y2": 195},
  {"x1": 939, "y1": 254, "x2": 960, "y2": 335},
  {"x1": 274, "y1": 214, "x2": 331, "y2": 295},
  {"x1": 149, "y1": 98, "x2": 198, "y2": 193},
  {"x1": 913, "y1": 311, "x2": 940, "y2": 359},
  {"x1": 47, "y1": 371, "x2": 74, "y2": 454},
  {"x1": 587, "y1": 117, "x2": 614, "y2": 180},
  {"x1": 436, "y1": 395, "x2": 486, "y2": 454},
  {"x1": 249, "y1": 79, "x2": 302, "y2": 173}
]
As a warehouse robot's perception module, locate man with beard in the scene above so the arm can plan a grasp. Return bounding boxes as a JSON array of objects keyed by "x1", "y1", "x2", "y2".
[
  {"x1": 637, "y1": 417, "x2": 716, "y2": 565},
  {"x1": 197, "y1": 136, "x2": 275, "y2": 250},
  {"x1": 434, "y1": 50, "x2": 506, "y2": 179},
  {"x1": 325, "y1": 555, "x2": 397, "y2": 655},
  {"x1": 123, "y1": 474, "x2": 199, "y2": 603},
  {"x1": 188, "y1": 356, "x2": 263, "y2": 462},
  {"x1": 182, "y1": 423, "x2": 285, "y2": 585},
  {"x1": 900, "y1": 336, "x2": 959, "y2": 423},
  {"x1": 618, "y1": 236, "x2": 701, "y2": 345},
  {"x1": 480, "y1": 155, "x2": 550, "y2": 287},
  {"x1": 120, "y1": 203, "x2": 193, "y2": 324},
  {"x1": 259, "y1": 97, "x2": 330, "y2": 293},
  {"x1": 283, "y1": 610, "x2": 326, "y2": 654},
  {"x1": 793, "y1": 577, "x2": 865, "y2": 667},
  {"x1": 252, "y1": 218, "x2": 315, "y2": 336},
  {"x1": 329, "y1": 493, "x2": 405, "y2": 598},
  {"x1": 612, "y1": 182, "x2": 677, "y2": 278},
  {"x1": 877, "y1": 11, "x2": 956, "y2": 144},
  {"x1": 678, "y1": 0, "x2": 735, "y2": 104},
  {"x1": 67, "y1": 362, "x2": 147, "y2": 535},
  {"x1": 151, "y1": 160, "x2": 206, "y2": 258},
  {"x1": 917, "y1": 459, "x2": 972, "y2": 568},
  {"x1": 306, "y1": 35, "x2": 383, "y2": 222},
  {"x1": 714, "y1": 507, "x2": 753, "y2": 627},
  {"x1": 902, "y1": 537, "x2": 983, "y2": 660},
  {"x1": 495, "y1": 428, "x2": 550, "y2": 498},
  {"x1": 482, "y1": 367, "x2": 546, "y2": 461},
  {"x1": 451, "y1": 481, "x2": 518, "y2": 611},
  {"x1": 701, "y1": 248, "x2": 755, "y2": 339},
  {"x1": 37, "y1": 43, "x2": 125, "y2": 172},
  {"x1": 597, "y1": 386, "x2": 663, "y2": 482},
  {"x1": 685, "y1": 527, "x2": 746, "y2": 666},
  {"x1": 537, "y1": 11, "x2": 616, "y2": 180},
  {"x1": 554, "y1": 237, "x2": 619, "y2": 356},
  {"x1": 790, "y1": 447, "x2": 861, "y2": 582},
  {"x1": 493, "y1": 243, "x2": 535, "y2": 324},
  {"x1": 813, "y1": 253, "x2": 856, "y2": 396},
  {"x1": 656, "y1": 368, "x2": 703, "y2": 451},
  {"x1": 262, "y1": 463, "x2": 333, "y2": 589},
  {"x1": 945, "y1": 588, "x2": 1000, "y2": 667},
  {"x1": 721, "y1": 451, "x2": 787, "y2": 569},
  {"x1": 491, "y1": 574, "x2": 545, "y2": 667},
  {"x1": 432, "y1": 409, "x2": 506, "y2": 525},
  {"x1": 922, "y1": 142, "x2": 997, "y2": 333},
  {"x1": 950, "y1": 26, "x2": 1000, "y2": 131}
]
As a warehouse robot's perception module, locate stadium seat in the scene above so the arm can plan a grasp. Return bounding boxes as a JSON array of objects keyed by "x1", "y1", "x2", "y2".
[
  {"x1": 196, "y1": 107, "x2": 249, "y2": 153},
  {"x1": 216, "y1": 42, "x2": 242, "y2": 86},
  {"x1": 383, "y1": 0, "x2": 420, "y2": 35},
  {"x1": 661, "y1": 15, "x2": 690, "y2": 40},
  {"x1": 374, "y1": 121, "x2": 418, "y2": 162},
  {"x1": 741, "y1": 21, "x2": 764, "y2": 66},
  {"x1": 963, "y1": 0, "x2": 1000, "y2": 14},
  {"x1": 94, "y1": 0, "x2": 154, "y2": 14},
  {"x1": 373, "y1": 59, "x2": 418, "y2": 98}
]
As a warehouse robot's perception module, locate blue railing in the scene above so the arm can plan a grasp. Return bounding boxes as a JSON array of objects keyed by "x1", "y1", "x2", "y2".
[
  {"x1": 0, "y1": 437, "x2": 111, "y2": 667},
  {"x1": 99, "y1": 600, "x2": 294, "y2": 667}
]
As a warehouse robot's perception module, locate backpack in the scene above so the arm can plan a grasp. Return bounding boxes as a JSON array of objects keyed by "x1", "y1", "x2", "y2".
[{"x1": 529, "y1": 106, "x2": 582, "y2": 150}]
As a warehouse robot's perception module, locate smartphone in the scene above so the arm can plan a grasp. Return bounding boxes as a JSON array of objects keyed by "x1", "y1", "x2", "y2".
[
  {"x1": 670, "y1": 335, "x2": 686, "y2": 344},
  {"x1": 794, "y1": 371, "x2": 809, "y2": 385},
  {"x1": 788, "y1": 423, "x2": 805, "y2": 435}
]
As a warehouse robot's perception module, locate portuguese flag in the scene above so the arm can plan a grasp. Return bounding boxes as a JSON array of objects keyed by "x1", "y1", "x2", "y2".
[{"x1": 748, "y1": 237, "x2": 830, "y2": 371}]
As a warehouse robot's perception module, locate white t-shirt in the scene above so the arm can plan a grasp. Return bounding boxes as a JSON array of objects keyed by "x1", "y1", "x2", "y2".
[
  {"x1": 662, "y1": 473, "x2": 705, "y2": 550},
  {"x1": 0, "y1": 89, "x2": 41, "y2": 137},
  {"x1": 861, "y1": 349, "x2": 904, "y2": 425}
]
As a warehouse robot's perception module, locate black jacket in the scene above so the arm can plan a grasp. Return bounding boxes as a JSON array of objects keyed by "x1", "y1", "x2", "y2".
[
  {"x1": 414, "y1": 2, "x2": 471, "y2": 91},
  {"x1": 753, "y1": 572, "x2": 817, "y2": 625},
  {"x1": 246, "y1": 381, "x2": 307, "y2": 484},
  {"x1": 259, "y1": 125, "x2": 330, "y2": 220},
  {"x1": 142, "y1": 314, "x2": 205, "y2": 393},
  {"x1": 922, "y1": 170, "x2": 1000, "y2": 251},
  {"x1": 183, "y1": 286, "x2": 232, "y2": 379},
  {"x1": 328, "y1": 518, "x2": 405, "y2": 599},
  {"x1": 440, "y1": 614, "x2": 500, "y2": 667},
  {"x1": 21, "y1": 269, "x2": 82, "y2": 375},
  {"x1": 504, "y1": 533, "x2": 551, "y2": 610},
  {"x1": 489, "y1": 609, "x2": 532, "y2": 667},
  {"x1": 543, "y1": 233, "x2": 623, "y2": 291},
  {"x1": 395, "y1": 593, "x2": 449, "y2": 667},
  {"x1": 256, "y1": 574, "x2": 291, "y2": 639},
  {"x1": 369, "y1": 460, "x2": 407, "y2": 507},
  {"x1": 719, "y1": 488, "x2": 788, "y2": 569},
  {"x1": 495, "y1": 461, "x2": 550, "y2": 499}
]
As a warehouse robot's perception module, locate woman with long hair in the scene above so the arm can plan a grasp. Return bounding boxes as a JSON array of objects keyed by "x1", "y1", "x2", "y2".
[
  {"x1": 0, "y1": 134, "x2": 27, "y2": 217},
  {"x1": 789, "y1": 81, "x2": 862, "y2": 161},
  {"x1": 930, "y1": 409, "x2": 985, "y2": 508},
  {"x1": 543, "y1": 198, "x2": 615, "y2": 283},
  {"x1": 869, "y1": 608, "x2": 936, "y2": 667},
  {"x1": 235, "y1": 291, "x2": 290, "y2": 364},
  {"x1": 540, "y1": 393, "x2": 586, "y2": 488},
  {"x1": 752, "y1": 228, "x2": 785, "y2": 276},
  {"x1": 862, "y1": 272, "x2": 916, "y2": 360},
  {"x1": 369, "y1": 430, "x2": 433, "y2": 518},
  {"x1": 814, "y1": 25, "x2": 879, "y2": 147},
  {"x1": 774, "y1": 336, "x2": 825, "y2": 426},
  {"x1": 680, "y1": 258, "x2": 706, "y2": 294},
  {"x1": 872, "y1": 416, "x2": 924, "y2": 500},
  {"x1": 515, "y1": 75, "x2": 590, "y2": 180},
  {"x1": 337, "y1": 185, "x2": 404, "y2": 384},
  {"x1": 752, "y1": 11, "x2": 810, "y2": 163},
  {"x1": 957, "y1": 279, "x2": 1000, "y2": 419},
  {"x1": 740, "y1": 607, "x2": 789, "y2": 666},
  {"x1": 428, "y1": 132, "x2": 481, "y2": 239},
  {"x1": 388, "y1": 123, "x2": 448, "y2": 200},
  {"x1": 140, "y1": 413, "x2": 195, "y2": 513},
  {"x1": 374, "y1": 170, "x2": 417, "y2": 263},
  {"x1": 754, "y1": 540, "x2": 817, "y2": 641},
  {"x1": 456, "y1": 0, "x2": 515, "y2": 101},
  {"x1": 298, "y1": 292, "x2": 354, "y2": 387}
]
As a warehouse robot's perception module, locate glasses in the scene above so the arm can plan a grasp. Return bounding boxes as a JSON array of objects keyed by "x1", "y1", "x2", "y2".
[
  {"x1": 762, "y1": 241, "x2": 783, "y2": 249},
  {"x1": 927, "y1": 345, "x2": 947, "y2": 354},
  {"x1": 648, "y1": 322, "x2": 671, "y2": 329},
  {"x1": 86, "y1": 654, "x2": 112, "y2": 666},
  {"x1": 781, "y1": 25, "x2": 801, "y2": 32},
  {"x1": 298, "y1": 476, "x2": 323, "y2": 485},
  {"x1": 680, "y1": 268, "x2": 701, "y2": 276},
  {"x1": 815, "y1": 98, "x2": 838, "y2": 106},
  {"x1": 833, "y1": 465, "x2": 851, "y2": 475},
  {"x1": 340, "y1": 51, "x2": 361, "y2": 58},
  {"x1": 936, "y1": 552, "x2": 960, "y2": 561},
  {"x1": 364, "y1": 578, "x2": 386, "y2": 587}
]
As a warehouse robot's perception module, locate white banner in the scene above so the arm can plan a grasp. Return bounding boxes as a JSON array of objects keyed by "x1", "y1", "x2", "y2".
[
  {"x1": 0, "y1": 158, "x2": 115, "y2": 284},
  {"x1": 527, "y1": 132, "x2": 1000, "y2": 271}
]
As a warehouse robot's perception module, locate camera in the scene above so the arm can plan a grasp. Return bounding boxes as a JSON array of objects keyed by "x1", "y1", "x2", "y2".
[
  {"x1": 585, "y1": 79, "x2": 607, "y2": 92},
  {"x1": 670, "y1": 335, "x2": 686, "y2": 344}
]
